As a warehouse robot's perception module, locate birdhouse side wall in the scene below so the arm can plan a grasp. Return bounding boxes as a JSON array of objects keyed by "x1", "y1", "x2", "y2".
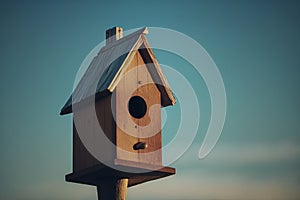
[{"x1": 73, "y1": 94, "x2": 115, "y2": 172}]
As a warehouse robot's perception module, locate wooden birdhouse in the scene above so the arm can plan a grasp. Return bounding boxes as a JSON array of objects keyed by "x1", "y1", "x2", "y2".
[{"x1": 60, "y1": 27, "x2": 176, "y2": 198}]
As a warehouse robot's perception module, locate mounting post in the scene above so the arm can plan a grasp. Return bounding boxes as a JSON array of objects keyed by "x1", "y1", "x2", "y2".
[{"x1": 97, "y1": 178, "x2": 128, "y2": 200}]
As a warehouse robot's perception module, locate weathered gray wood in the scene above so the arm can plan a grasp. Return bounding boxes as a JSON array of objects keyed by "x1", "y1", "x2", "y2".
[
  {"x1": 73, "y1": 94, "x2": 115, "y2": 172},
  {"x1": 97, "y1": 178, "x2": 128, "y2": 200}
]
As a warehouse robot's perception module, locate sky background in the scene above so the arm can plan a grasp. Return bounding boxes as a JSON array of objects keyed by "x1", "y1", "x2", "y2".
[{"x1": 1, "y1": 1, "x2": 300, "y2": 200}]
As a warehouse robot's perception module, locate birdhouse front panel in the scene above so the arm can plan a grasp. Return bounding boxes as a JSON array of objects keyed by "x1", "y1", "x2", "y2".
[{"x1": 115, "y1": 51, "x2": 162, "y2": 166}]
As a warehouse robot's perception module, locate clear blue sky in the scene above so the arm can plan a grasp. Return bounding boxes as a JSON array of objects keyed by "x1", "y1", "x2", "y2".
[{"x1": 0, "y1": 1, "x2": 299, "y2": 200}]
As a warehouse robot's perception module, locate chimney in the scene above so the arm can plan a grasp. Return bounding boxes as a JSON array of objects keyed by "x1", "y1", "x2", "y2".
[{"x1": 106, "y1": 27, "x2": 123, "y2": 45}]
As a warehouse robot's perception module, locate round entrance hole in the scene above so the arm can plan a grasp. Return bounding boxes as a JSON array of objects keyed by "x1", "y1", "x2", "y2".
[{"x1": 128, "y1": 96, "x2": 147, "y2": 119}]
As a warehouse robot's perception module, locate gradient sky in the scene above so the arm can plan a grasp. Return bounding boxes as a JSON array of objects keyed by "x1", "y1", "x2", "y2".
[{"x1": 1, "y1": 1, "x2": 300, "y2": 200}]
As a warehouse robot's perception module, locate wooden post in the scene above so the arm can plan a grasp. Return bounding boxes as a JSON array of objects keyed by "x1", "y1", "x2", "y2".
[{"x1": 97, "y1": 178, "x2": 128, "y2": 200}]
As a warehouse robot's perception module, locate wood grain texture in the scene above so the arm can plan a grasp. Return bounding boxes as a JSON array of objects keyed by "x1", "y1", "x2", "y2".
[
  {"x1": 115, "y1": 50, "x2": 139, "y2": 162},
  {"x1": 115, "y1": 50, "x2": 162, "y2": 165},
  {"x1": 73, "y1": 94, "x2": 115, "y2": 172},
  {"x1": 73, "y1": 49, "x2": 164, "y2": 172}
]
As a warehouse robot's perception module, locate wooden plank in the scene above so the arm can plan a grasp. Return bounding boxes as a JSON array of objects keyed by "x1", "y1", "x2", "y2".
[
  {"x1": 73, "y1": 118, "x2": 100, "y2": 172},
  {"x1": 116, "y1": 51, "x2": 139, "y2": 162},
  {"x1": 138, "y1": 38, "x2": 176, "y2": 106},
  {"x1": 66, "y1": 159, "x2": 176, "y2": 187},
  {"x1": 115, "y1": 51, "x2": 162, "y2": 165},
  {"x1": 73, "y1": 94, "x2": 115, "y2": 172},
  {"x1": 135, "y1": 52, "x2": 162, "y2": 165}
]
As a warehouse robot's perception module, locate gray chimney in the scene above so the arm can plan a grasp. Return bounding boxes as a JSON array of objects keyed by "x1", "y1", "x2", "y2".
[{"x1": 106, "y1": 27, "x2": 123, "y2": 45}]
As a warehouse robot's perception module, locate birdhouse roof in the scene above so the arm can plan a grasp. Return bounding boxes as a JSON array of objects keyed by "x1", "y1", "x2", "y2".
[{"x1": 60, "y1": 27, "x2": 176, "y2": 115}]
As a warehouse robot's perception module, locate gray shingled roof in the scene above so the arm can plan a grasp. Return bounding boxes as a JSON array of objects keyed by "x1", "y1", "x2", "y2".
[{"x1": 60, "y1": 27, "x2": 175, "y2": 115}]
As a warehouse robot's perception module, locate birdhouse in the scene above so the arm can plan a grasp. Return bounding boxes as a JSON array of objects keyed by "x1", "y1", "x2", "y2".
[{"x1": 60, "y1": 27, "x2": 176, "y2": 189}]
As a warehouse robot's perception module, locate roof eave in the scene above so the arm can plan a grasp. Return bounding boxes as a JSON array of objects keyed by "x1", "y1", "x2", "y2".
[{"x1": 60, "y1": 89, "x2": 112, "y2": 115}]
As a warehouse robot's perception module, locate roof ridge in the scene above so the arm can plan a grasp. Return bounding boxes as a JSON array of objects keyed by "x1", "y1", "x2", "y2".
[
  {"x1": 99, "y1": 27, "x2": 147, "y2": 54},
  {"x1": 60, "y1": 27, "x2": 176, "y2": 115}
]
